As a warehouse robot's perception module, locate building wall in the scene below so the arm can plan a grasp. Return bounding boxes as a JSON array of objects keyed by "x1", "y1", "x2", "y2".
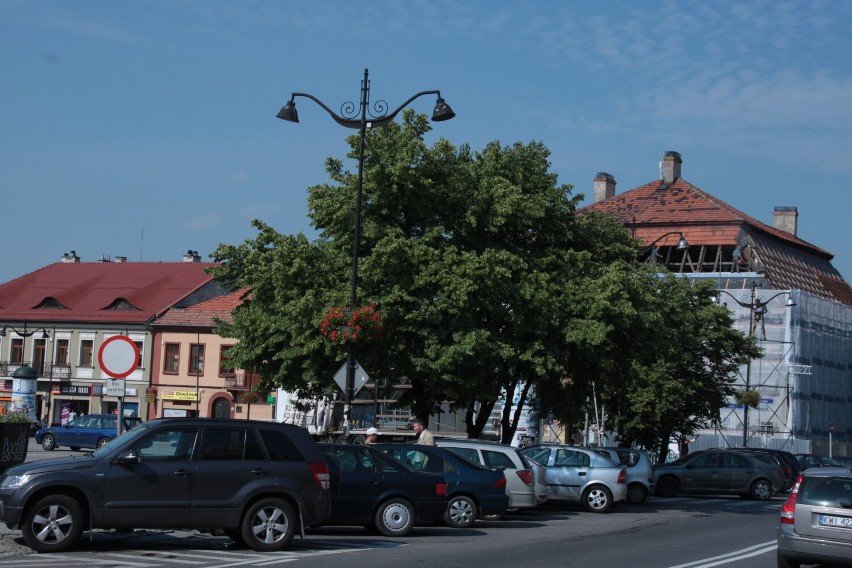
[{"x1": 148, "y1": 329, "x2": 274, "y2": 421}]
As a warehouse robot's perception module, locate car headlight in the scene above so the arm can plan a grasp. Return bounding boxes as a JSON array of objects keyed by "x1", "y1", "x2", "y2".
[{"x1": 1, "y1": 474, "x2": 32, "y2": 491}]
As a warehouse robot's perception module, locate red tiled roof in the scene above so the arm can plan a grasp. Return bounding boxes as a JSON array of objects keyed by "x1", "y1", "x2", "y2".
[
  {"x1": 587, "y1": 178, "x2": 832, "y2": 257},
  {"x1": 154, "y1": 289, "x2": 247, "y2": 328},
  {"x1": 0, "y1": 262, "x2": 218, "y2": 323}
]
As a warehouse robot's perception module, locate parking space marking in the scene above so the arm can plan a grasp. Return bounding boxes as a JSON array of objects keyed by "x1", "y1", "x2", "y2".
[{"x1": 665, "y1": 540, "x2": 776, "y2": 568}]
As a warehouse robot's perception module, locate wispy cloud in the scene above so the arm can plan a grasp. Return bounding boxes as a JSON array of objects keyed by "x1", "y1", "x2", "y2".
[{"x1": 188, "y1": 214, "x2": 221, "y2": 230}]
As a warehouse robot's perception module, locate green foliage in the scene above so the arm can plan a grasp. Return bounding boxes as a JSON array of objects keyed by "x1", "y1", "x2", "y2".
[
  {"x1": 0, "y1": 410, "x2": 33, "y2": 424},
  {"x1": 211, "y1": 110, "x2": 758, "y2": 453}
]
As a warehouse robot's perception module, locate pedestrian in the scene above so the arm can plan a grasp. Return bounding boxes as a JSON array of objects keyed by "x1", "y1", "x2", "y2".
[
  {"x1": 412, "y1": 419, "x2": 435, "y2": 446},
  {"x1": 365, "y1": 427, "x2": 379, "y2": 445}
]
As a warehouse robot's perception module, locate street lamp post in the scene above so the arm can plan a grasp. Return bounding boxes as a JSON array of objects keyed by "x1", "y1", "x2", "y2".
[
  {"x1": 277, "y1": 69, "x2": 455, "y2": 438},
  {"x1": 717, "y1": 282, "x2": 796, "y2": 447},
  {"x1": 828, "y1": 421, "x2": 835, "y2": 458}
]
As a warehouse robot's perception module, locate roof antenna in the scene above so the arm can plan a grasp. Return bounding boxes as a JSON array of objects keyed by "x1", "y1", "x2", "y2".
[
  {"x1": 659, "y1": 161, "x2": 663, "y2": 180},
  {"x1": 140, "y1": 227, "x2": 144, "y2": 261}
]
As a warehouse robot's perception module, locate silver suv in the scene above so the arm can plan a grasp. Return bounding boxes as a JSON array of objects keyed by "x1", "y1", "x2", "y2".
[
  {"x1": 777, "y1": 466, "x2": 852, "y2": 568},
  {"x1": 435, "y1": 438, "x2": 548, "y2": 510},
  {"x1": 591, "y1": 447, "x2": 655, "y2": 504}
]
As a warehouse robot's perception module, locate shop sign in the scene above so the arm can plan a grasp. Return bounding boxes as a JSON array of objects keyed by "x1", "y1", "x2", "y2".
[
  {"x1": 60, "y1": 385, "x2": 91, "y2": 396},
  {"x1": 161, "y1": 390, "x2": 199, "y2": 401}
]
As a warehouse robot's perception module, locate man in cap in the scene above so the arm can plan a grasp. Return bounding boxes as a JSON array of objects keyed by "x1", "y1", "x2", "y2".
[{"x1": 365, "y1": 427, "x2": 379, "y2": 445}]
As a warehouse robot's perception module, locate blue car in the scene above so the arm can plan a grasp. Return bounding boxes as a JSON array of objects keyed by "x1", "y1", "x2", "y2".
[
  {"x1": 375, "y1": 443, "x2": 510, "y2": 527},
  {"x1": 35, "y1": 414, "x2": 142, "y2": 451}
]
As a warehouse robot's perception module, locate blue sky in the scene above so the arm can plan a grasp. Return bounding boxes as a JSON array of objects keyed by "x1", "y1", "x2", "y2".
[{"x1": 2, "y1": 1, "x2": 851, "y2": 285}]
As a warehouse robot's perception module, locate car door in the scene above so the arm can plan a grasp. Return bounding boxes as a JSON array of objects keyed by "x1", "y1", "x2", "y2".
[
  {"x1": 685, "y1": 452, "x2": 723, "y2": 491},
  {"x1": 190, "y1": 426, "x2": 271, "y2": 526},
  {"x1": 550, "y1": 448, "x2": 591, "y2": 501},
  {"x1": 326, "y1": 446, "x2": 384, "y2": 521},
  {"x1": 720, "y1": 452, "x2": 752, "y2": 492},
  {"x1": 101, "y1": 426, "x2": 199, "y2": 527}
]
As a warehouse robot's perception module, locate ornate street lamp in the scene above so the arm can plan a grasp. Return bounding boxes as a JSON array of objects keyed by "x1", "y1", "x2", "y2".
[
  {"x1": 638, "y1": 231, "x2": 689, "y2": 264},
  {"x1": 277, "y1": 69, "x2": 455, "y2": 437},
  {"x1": 717, "y1": 282, "x2": 796, "y2": 447}
]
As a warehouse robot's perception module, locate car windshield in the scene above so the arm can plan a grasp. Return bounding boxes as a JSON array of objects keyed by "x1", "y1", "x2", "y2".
[{"x1": 89, "y1": 421, "x2": 151, "y2": 458}]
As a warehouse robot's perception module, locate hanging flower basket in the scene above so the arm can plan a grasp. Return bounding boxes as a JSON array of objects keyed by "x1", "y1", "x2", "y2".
[
  {"x1": 319, "y1": 304, "x2": 383, "y2": 344},
  {"x1": 735, "y1": 390, "x2": 761, "y2": 409}
]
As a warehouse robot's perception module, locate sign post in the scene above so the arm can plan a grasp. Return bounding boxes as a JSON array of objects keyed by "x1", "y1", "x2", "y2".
[{"x1": 98, "y1": 335, "x2": 140, "y2": 438}]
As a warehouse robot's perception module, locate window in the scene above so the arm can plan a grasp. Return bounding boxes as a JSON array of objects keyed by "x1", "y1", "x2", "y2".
[
  {"x1": 218, "y1": 345, "x2": 235, "y2": 377},
  {"x1": 554, "y1": 449, "x2": 590, "y2": 467},
  {"x1": 11, "y1": 338, "x2": 23, "y2": 364},
  {"x1": 446, "y1": 447, "x2": 481, "y2": 465},
  {"x1": 164, "y1": 343, "x2": 180, "y2": 374},
  {"x1": 79, "y1": 339, "x2": 94, "y2": 367},
  {"x1": 189, "y1": 344, "x2": 205, "y2": 374},
  {"x1": 134, "y1": 428, "x2": 198, "y2": 462},
  {"x1": 200, "y1": 427, "x2": 264, "y2": 461},
  {"x1": 55, "y1": 339, "x2": 70, "y2": 365},
  {"x1": 483, "y1": 449, "x2": 517, "y2": 469},
  {"x1": 258, "y1": 429, "x2": 304, "y2": 461},
  {"x1": 134, "y1": 341, "x2": 144, "y2": 368}
]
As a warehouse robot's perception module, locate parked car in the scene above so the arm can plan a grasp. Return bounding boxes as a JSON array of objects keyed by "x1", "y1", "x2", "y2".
[
  {"x1": 34, "y1": 414, "x2": 143, "y2": 451},
  {"x1": 0, "y1": 418, "x2": 334, "y2": 553},
  {"x1": 317, "y1": 443, "x2": 449, "y2": 536},
  {"x1": 591, "y1": 447, "x2": 655, "y2": 504},
  {"x1": 777, "y1": 466, "x2": 852, "y2": 568},
  {"x1": 435, "y1": 437, "x2": 548, "y2": 511},
  {"x1": 374, "y1": 443, "x2": 510, "y2": 527},
  {"x1": 794, "y1": 454, "x2": 844, "y2": 470},
  {"x1": 654, "y1": 449, "x2": 786, "y2": 500},
  {"x1": 733, "y1": 448, "x2": 801, "y2": 485},
  {"x1": 520, "y1": 445, "x2": 627, "y2": 513},
  {"x1": 730, "y1": 449, "x2": 795, "y2": 491}
]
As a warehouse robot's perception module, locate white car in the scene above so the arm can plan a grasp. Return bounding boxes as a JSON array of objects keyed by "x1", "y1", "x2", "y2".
[
  {"x1": 435, "y1": 438, "x2": 548, "y2": 510},
  {"x1": 521, "y1": 444, "x2": 627, "y2": 513}
]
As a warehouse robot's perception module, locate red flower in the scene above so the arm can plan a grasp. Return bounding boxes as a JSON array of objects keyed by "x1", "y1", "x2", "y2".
[{"x1": 319, "y1": 304, "x2": 383, "y2": 344}]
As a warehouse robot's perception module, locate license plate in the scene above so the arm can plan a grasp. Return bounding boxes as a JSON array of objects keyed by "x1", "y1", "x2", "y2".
[{"x1": 819, "y1": 514, "x2": 852, "y2": 528}]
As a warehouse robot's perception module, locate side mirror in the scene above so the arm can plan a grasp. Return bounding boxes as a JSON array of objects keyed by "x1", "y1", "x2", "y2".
[{"x1": 114, "y1": 450, "x2": 141, "y2": 466}]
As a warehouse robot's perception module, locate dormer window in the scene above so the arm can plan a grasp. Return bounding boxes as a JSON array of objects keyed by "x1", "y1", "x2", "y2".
[
  {"x1": 33, "y1": 297, "x2": 69, "y2": 310},
  {"x1": 102, "y1": 298, "x2": 141, "y2": 311}
]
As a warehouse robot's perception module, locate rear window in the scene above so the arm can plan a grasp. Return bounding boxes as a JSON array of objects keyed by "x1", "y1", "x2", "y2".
[
  {"x1": 445, "y1": 446, "x2": 481, "y2": 465},
  {"x1": 483, "y1": 449, "x2": 516, "y2": 469},
  {"x1": 798, "y1": 476, "x2": 852, "y2": 507},
  {"x1": 259, "y1": 428, "x2": 304, "y2": 461}
]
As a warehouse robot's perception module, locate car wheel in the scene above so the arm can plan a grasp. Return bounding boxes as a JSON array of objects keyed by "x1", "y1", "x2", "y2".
[
  {"x1": 627, "y1": 483, "x2": 649, "y2": 504},
  {"x1": 655, "y1": 476, "x2": 679, "y2": 498},
  {"x1": 240, "y1": 498, "x2": 296, "y2": 552},
  {"x1": 374, "y1": 498, "x2": 414, "y2": 537},
  {"x1": 96, "y1": 437, "x2": 111, "y2": 449},
  {"x1": 777, "y1": 549, "x2": 801, "y2": 568},
  {"x1": 21, "y1": 494, "x2": 84, "y2": 553},
  {"x1": 750, "y1": 479, "x2": 773, "y2": 501},
  {"x1": 583, "y1": 485, "x2": 613, "y2": 513},
  {"x1": 41, "y1": 434, "x2": 56, "y2": 451},
  {"x1": 444, "y1": 495, "x2": 477, "y2": 528}
]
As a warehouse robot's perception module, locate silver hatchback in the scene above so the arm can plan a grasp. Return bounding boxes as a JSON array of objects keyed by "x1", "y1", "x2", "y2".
[
  {"x1": 521, "y1": 445, "x2": 627, "y2": 513},
  {"x1": 777, "y1": 466, "x2": 852, "y2": 568},
  {"x1": 592, "y1": 447, "x2": 655, "y2": 504}
]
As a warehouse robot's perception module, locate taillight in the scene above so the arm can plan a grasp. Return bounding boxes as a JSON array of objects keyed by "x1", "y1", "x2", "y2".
[
  {"x1": 309, "y1": 461, "x2": 330, "y2": 490},
  {"x1": 780, "y1": 492, "x2": 797, "y2": 524},
  {"x1": 617, "y1": 469, "x2": 626, "y2": 484},
  {"x1": 516, "y1": 469, "x2": 534, "y2": 486},
  {"x1": 494, "y1": 476, "x2": 507, "y2": 490},
  {"x1": 436, "y1": 482, "x2": 448, "y2": 496}
]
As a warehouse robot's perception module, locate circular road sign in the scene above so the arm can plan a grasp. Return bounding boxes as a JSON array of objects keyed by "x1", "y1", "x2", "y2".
[{"x1": 98, "y1": 335, "x2": 140, "y2": 378}]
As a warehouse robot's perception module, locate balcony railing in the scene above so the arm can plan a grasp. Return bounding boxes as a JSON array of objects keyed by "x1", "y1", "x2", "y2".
[
  {"x1": 224, "y1": 372, "x2": 262, "y2": 390},
  {"x1": 1, "y1": 361, "x2": 74, "y2": 378}
]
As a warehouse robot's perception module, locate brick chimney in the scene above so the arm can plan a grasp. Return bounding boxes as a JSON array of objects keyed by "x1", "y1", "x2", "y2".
[
  {"x1": 593, "y1": 172, "x2": 616, "y2": 203},
  {"x1": 773, "y1": 206, "x2": 798, "y2": 237},
  {"x1": 661, "y1": 151, "x2": 682, "y2": 183}
]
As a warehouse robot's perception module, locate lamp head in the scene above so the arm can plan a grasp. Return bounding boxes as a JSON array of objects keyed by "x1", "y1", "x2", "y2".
[
  {"x1": 276, "y1": 100, "x2": 299, "y2": 123},
  {"x1": 41, "y1": 329, "x2": 50, "y2": 339},
  {"x1": 785, "y1": 296, "x2": 797, "y2": 307},
  {"x1": 0, "y1": 327, "x2": 5, "y2": 337},
  {"x1": 676, "y1": 236, "x2": 689, "y2": 250},
  {"x1": 431, "y1": 97, "x2": 455, "y2": 122}
]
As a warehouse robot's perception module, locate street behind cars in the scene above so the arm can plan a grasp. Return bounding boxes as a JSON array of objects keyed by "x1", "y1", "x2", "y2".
[
  {"x1": 373, "y1": 443, "x2": 510, "y2": 527},
  {"x1": 520, "y1": 444, "x2": 627, "y2": 512},
  {"x1": 1, "y1": 418, "x2": 333, "y2": 553},
  {"x1": 654, "y1": 449, "x2": 786, "y2": 500},
  {"x1": 34, "y1": 413, "x2": 143, "y2": 451},
  {"x1": 777, "y1": 466, "x2": 852, "y2": 568},
  {"x1": 317, "y1": 443, "x2": 449, "y2": 536}
]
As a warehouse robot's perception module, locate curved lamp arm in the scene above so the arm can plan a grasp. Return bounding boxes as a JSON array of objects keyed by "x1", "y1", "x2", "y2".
[
  {"x1": 639, "y1": 231, "x2": 689, "y2": 253},
  {"x1": 716, "y1": 289, "x2": 796, "y2": 310},
  {"x1": 0, "y1": 325, "x2": 50, "y2": 339}
]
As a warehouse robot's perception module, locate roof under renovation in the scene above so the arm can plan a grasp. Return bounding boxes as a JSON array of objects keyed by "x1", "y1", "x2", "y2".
[{"x1": 585, "y1": 151, "x2": 852, "y2": 305}]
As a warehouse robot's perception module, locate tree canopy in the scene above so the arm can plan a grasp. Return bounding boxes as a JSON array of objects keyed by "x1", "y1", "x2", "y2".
[{"x1": 210, "y1": 111, "x2": 756, "y2": 458}]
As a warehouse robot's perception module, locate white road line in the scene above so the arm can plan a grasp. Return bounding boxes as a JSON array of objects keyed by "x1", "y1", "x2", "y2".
[{"x1": 666, "y1": 541, "x2": 777, "y2": 568}]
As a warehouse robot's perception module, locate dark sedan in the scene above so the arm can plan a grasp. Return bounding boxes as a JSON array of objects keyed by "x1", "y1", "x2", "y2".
[
  {"x1": 317, "y1": 443, "x2": 448, "y2": 536},
  {"x1": 374, "y1": 443, "x2": 510, "y2": 527},
  {"x1": 794, "y1": 454, "x2": 843, "y2": 470},
  {"x1": 654, "y1": 449, "x2": 786, "y2": 500}
]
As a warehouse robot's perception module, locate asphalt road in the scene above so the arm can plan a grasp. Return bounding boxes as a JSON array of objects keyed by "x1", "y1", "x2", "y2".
[{"x1": 1, "y1": 438, "x2": 789, "y2": 567}]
